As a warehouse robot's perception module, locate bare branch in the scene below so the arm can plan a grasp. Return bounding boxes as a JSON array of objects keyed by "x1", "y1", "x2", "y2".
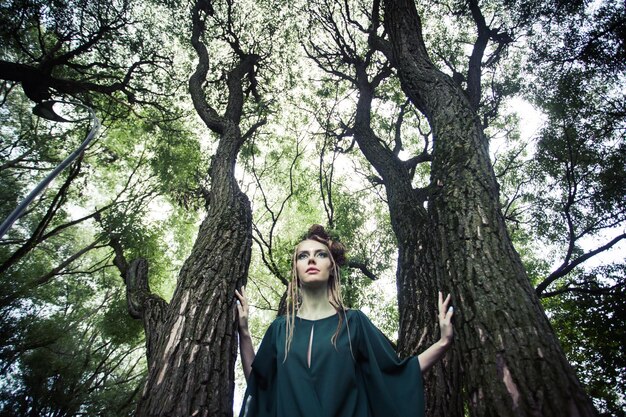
[
  {"x1": 347, "y1": 260, "x2": 380, "y2": 280},
  {"x1": 536, "y1": 232, "x2": 626, "y2": 296},
  {"x1": 0, "y1": 239, "x2": 106, "y2": 308},
  {"x1": 540, "y1": 279, "x2": 625, "y2": 299}
]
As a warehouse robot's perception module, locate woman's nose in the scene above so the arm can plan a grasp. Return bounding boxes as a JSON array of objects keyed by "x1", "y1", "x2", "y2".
[{"x1": 308, "y1": 257, "x2": 316, "y2": 264}]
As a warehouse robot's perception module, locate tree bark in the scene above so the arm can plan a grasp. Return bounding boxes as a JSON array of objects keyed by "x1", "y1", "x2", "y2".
[
  {"x1": 351, "y1": 61, "x2": 463, "y2": 417},
  {"x1": 382, "y1": 0, "x2": 599, "y2": 415},
  {"x1": 133, "y1": 175, "x2": 252, "y2": 417},
  {"x1": 115, "y1": 2, "x2": 258, "y2": 415}
]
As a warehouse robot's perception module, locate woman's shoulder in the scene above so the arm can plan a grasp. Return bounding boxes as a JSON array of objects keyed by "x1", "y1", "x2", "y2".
[
  {"x1": 258, "y1": 315, "x2": 286, "y2": 342},
  {"x1": 345, "y1": 308, "x2": 366, "y2": 316},
  {"x1": 270, "y1": 314, "x2": 287, "y2": 326},
  {"x1": 345, "y1": 309, "x2": 381, "y2": 330},
  {"x1": 345, "y1": 308, "x2": 369, "y2": 322}
]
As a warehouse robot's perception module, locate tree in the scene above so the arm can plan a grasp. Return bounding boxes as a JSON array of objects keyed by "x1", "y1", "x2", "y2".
[
  {"x1": 0, "y1": 0, "x2": 178, "y2": 119},
  {"x1": 0, "y1": 1, "x2": 196, "y2": 414},
  {"x1": 0, "y1": 94, "x2": 196, "y2": 415},
  {"x1": 382, "y1": 0, "x2": 601, "y2": 414},
  {"x1": 304, "y1": 0, "x2": 605, "y2": 414},
  {"x1": 505, "y1": 2, "x2": 626, "y2": 412},
  {"x1": 0, "y1": 289, "x2": 145, "y2": 417},
  {"x1": 103, "y1": 0, "x2": 285, "y2": 414}
]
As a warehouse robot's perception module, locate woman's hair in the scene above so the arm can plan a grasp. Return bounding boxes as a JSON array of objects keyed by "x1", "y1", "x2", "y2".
[{"x1": 284, "y1": 225, "x2": 348, "y2": 360}]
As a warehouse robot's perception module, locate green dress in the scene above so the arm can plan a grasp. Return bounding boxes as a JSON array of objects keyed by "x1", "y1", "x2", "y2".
[{"x1": 239, "y1": 309, "x2": 424, "y2": 417}]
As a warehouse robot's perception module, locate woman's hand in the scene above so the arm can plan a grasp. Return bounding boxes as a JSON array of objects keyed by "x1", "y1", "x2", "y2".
[
  {"x1": 438, "y1": 291, "x2": 454, "y2": 347},
  {"x1": 235, "y1": 286, "x2": 250, "y2": 336},
  {"x1": 418, "y1": 291, "x2": 454, "y2": 372}
]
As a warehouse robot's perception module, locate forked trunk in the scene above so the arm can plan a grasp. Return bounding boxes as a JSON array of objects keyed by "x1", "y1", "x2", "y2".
[
  {"x1": 383, "y1": 0, "x2": 599, "y2": 415},
  {"x1": 134, "y1": 124, "x2": 252, "y2": 417}
]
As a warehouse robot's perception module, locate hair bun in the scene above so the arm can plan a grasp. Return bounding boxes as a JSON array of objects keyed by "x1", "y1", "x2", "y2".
[
  {"x1": 305, "y1": 224, "x2": 347, "y2": 267},
  {"x1": 307, "y1": 224, "x2": 330, "y2": 240}
]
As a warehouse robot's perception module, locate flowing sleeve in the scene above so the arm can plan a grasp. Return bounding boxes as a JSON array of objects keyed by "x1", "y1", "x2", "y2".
[
  {"x1": 353, "y1": 310, "x2": 425, "y2": 417},
  {"x1": 239, "y1": 318, "x2": 281, "y2": 417}
]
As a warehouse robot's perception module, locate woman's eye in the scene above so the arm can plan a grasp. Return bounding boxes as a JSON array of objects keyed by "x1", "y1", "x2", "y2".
[
  {"x1": 297, "y1": 253, "x2": 308, "y2": 260},
  {"x1": 317, "y1": 252, "x2": 328, "y2": 258}
]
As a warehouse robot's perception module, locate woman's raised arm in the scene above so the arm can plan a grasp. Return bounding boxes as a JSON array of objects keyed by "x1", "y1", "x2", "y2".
[{"x1": 235, "y1": 286, "x2": 255, "y2": 381}]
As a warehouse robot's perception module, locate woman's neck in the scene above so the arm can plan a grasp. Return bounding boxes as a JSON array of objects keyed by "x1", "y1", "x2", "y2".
[{"x1": 298, "y1": 286, "x2": 336, "y2": 320}]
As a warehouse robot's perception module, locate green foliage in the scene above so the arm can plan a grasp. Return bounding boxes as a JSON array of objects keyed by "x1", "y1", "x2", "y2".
[
  {"x1": 0, "y1": 306, "x2": 145, "y2": 417},
  {"x1": 0, "y1": 0, "x2": 185, "y2": 119},
  {"x1": 525, "y1": 0, "x2": 625, "y2": 77},
  {"x1": 148, "y1": 119, "x2": 207, "y2": 208},
  {"x1": 493, "y1": 1, "x2": 626, "y2": 412},
  {"x1": 0, "y1": 72, "x2": 197, "y2": 414},
  {"x1": 543, "y1": 264, "x2": 626, "y2": 416},
  {"x1": 2, "y1": 0, "x2": 625, "y2": 414},
  {"x1": 523, "y1": 62, "x2": 625, "y2": 262},
  {"x1": 100, "y1": 297, "x2": 145, "y2": 346}
]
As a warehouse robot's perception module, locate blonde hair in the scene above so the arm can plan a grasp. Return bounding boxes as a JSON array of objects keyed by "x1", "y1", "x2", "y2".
[{"x1": 284, "y1": 225, "x2": 349, "y2": 361}]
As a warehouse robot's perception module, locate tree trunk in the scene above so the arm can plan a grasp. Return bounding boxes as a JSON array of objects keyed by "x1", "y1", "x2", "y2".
[
  {"x1": 382, "y1": 0, "x2": 599, "y2": 415},
  {"x1": 114, "y1": 121, "x2": 253, "y2": 417},
  {"x1": 351, "y1": 60, "x2": 463, "y2": 417},
  {"x1": 133, "y1": 145, "x2": 252, "y2": 416},
  {"x1": 113, "y1": 2, "x2": 261, "y2": 415}
]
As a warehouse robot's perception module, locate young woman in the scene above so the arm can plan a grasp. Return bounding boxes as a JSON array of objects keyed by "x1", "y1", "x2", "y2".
[{"x1": 235, "y1": 225, "x2": 453, "y2": 417}]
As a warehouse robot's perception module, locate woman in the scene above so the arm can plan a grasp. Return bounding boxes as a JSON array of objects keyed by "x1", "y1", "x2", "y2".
[{"x1": 236, "y1": 225, "x2": 453, "y2": 417}]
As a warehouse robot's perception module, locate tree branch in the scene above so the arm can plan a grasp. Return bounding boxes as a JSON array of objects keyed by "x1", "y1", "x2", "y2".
[
  {"x1": 0, "y1": 239, "x2": 106, "y2": 309},
  {"x1": 347, "y1": 260, "x2": 380, "y2": 280},
  {"x1": 0, "y1": 156, "x2": 84, "y2": 275},
  {"x1": 536, "y1": 232, "x2": 626, "y2": 296}
]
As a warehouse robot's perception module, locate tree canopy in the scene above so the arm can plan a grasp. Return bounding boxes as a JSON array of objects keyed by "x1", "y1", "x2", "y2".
[{"x1": 0, "y1": 0, "x2": 623, "y2": 415}]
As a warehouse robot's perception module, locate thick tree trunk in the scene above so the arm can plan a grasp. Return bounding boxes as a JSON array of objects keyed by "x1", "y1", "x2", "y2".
[
  {"x1": 133, "y1": 124, "x2": 252, "y2": 416},
  {"x1": 114, "y1": 121, "x2": 252, "y2": 417},
  {"x1": 352, "y1": 66, "x2": 462, "y2": 417},
  {"x1": 383, "y1": 0, "x2": 599, "y2": 415},
  {"x1": 134, "y1": 153, "x2": 252, "y2": 416},
  {"x1": 122, "y1": 3, "x2": 259, "y2": 415}
]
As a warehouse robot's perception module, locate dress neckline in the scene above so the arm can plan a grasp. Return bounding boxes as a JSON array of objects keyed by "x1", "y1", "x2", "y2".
[
  {"x1": 296, "y1": 312, "x2": 338, "y2": 322},
  {"x1": 296, "y1": 309, "x2": 353, "y2": 322}
]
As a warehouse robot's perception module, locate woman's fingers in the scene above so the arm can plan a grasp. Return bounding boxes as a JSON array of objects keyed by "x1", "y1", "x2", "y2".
[
  {"x1": 438, "y1": 292, "x2": 454, "y2": 343},
  {"x1": 235, "y1": 286, "x2": 251, "y2": 335},
  {"x1": 442, "y1": 293, "x2": 451, "y2": 309},
  {"x1": 438, "y1": 292, "x2": 452, "y2": 318},
  {"x1": 438, "y1": 291, "x2": 444, "y2": 311},
  {"x1": 235, "y1": 286, "x2": 249, "y2": 318},
  {"x1": 235, "y1": 286, "x2": 247, "y2": 304},
  {"x1": 445, "y1": 304, "x2": 454, "y2": 322}
]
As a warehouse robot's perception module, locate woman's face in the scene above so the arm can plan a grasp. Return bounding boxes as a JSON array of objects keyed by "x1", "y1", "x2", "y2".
[{"x1": 295, "y1": 239, "x2": 333, "y2": 287}]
